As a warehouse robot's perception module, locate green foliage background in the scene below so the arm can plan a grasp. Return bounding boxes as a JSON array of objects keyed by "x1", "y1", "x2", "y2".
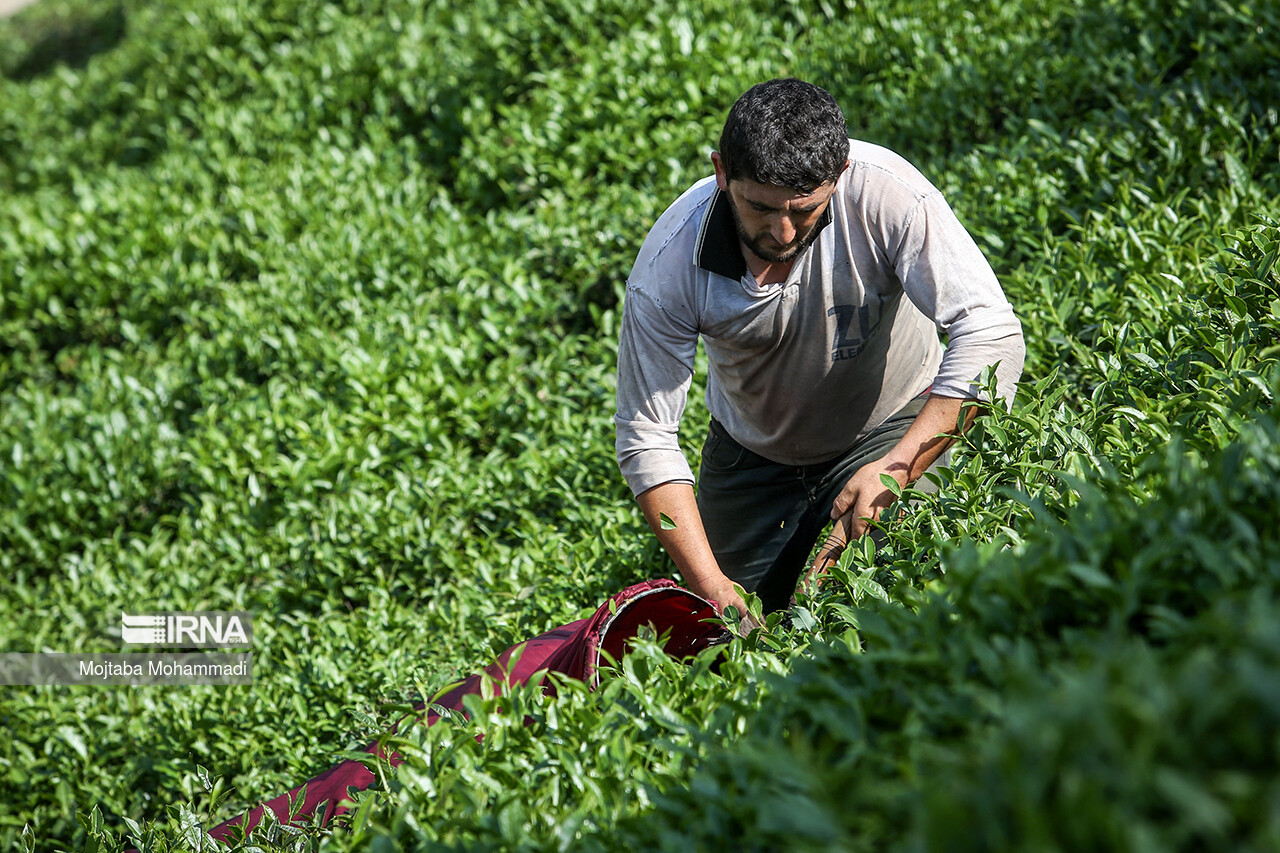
[{"x1": 1, "y1": 0, "x2": 1278, "y2": 850}]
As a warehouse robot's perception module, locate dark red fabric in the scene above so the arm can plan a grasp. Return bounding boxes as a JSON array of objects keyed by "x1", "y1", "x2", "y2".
[{"x1": 206, "y1": 579, "x2": 723, "y2": 844}]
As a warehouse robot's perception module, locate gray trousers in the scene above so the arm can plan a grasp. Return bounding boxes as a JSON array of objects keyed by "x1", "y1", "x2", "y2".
[{"x1": 695, "y1": 395, "x2": 939, "y2": 613}]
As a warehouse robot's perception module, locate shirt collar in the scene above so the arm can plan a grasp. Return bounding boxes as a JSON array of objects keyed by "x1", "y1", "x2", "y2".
[{"x1": 694, "y1": 185, "x2": 835, "y2": 280}]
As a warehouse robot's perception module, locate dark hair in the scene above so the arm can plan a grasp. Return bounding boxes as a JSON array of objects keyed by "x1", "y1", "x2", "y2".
[{"x1": 717, "y1": 78, "x2": 849, "y2": 193}]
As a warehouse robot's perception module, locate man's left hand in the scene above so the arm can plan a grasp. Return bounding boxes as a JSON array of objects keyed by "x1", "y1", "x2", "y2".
[
  {"x1": 805, "y1": 394, "x2": 975, "y2": 584},
  {"x1": 829, "y1": 455, "x2": 910, "y2": 540},
  {"x1": 802, "y1": 457, "x2": 909, "y2": 583}
]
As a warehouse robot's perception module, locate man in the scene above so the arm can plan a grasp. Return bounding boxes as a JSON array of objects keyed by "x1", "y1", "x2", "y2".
[{"x1": 614, "y1": 78, "x2": 1024, "y2": 618}]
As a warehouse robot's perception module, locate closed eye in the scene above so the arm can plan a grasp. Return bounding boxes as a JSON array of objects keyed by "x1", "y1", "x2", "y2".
[{"x1": 748, "y1": 201, "x2": 823, "y2": 215}]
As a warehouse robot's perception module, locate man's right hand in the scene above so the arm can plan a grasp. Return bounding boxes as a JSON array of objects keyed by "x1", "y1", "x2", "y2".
[
  {"x1": 636, "y1": 481, "x2": 758, "y2": 634},
  {"x1": 701, "y1": 577, "x2": 760, "y2": 635}
]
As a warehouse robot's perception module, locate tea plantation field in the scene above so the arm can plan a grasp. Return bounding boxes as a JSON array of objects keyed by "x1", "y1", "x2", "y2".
[{"x1": 2, "y1": 0, "x2": 1278, "y2": 850}]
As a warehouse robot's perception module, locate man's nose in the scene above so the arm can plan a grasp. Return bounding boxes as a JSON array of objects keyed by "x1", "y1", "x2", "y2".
[{"x1": 771, "y1": 215, "x2": 796, "y2": 245}]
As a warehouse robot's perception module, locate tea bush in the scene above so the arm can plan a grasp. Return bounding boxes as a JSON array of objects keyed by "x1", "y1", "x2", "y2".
[{"x1": 1, "y1": 0, "x2": 1278, "y2": 850}]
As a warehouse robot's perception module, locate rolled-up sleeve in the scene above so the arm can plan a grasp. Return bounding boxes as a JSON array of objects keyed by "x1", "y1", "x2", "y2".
[
  {"x1": 614, "y1": 283, "x2": 700, "y2": 496},
  {"x1": 892, "y1": 191, "x2": 1025, "y2": 408}
]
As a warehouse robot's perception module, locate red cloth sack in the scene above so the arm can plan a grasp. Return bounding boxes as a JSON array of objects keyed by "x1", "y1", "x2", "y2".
[{"x1": 207, "y1": 579, "x2": 725, "y2": 844}]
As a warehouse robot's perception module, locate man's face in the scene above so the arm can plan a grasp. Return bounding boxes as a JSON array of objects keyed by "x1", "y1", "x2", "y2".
[{"x1": 711, "y1": 152, "x2": 845, "y2": 265}]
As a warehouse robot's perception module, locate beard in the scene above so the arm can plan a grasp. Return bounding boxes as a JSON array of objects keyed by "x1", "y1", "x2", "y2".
[{"x1": 727, "y1": 199, "x2": 823, "y2": 264}]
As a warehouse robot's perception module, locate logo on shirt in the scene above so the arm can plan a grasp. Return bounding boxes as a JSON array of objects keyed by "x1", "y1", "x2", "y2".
[{"x1": 829, "y1": 303, "x2": 881, "y2": 362}]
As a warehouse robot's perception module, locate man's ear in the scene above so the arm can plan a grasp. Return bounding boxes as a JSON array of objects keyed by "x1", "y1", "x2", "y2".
[{"x1": 711, "y1": 151, "x2": 730, "y2": 192}]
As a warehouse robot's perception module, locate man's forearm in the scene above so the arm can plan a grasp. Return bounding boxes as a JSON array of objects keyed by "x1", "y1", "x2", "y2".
[
  {"x1": 879, "y1": 393, "x2": 978, "y2": 485},
  {"x1": 824, "y1": 393, "x2": 979, "y2": 550},
  {"x1": 635, "y1": 481, "x2": 744, "y2": 611}
]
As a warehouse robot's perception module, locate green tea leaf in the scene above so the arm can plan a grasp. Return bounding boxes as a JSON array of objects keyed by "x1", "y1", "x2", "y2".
[{"x1": 879, "y1": 473, "x2": 903, "y2": 497}]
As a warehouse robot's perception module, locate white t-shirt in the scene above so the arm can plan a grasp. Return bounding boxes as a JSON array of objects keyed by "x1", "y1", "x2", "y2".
[{"x1": 614, "y1": 140, "x2": 1025, "y2": 497}]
